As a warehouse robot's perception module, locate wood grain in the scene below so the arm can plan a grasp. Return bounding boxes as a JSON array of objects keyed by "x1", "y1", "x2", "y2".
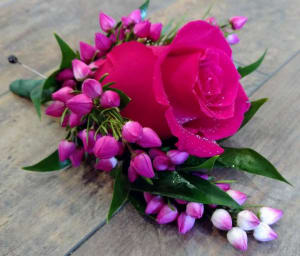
[{"x1": 73, "y1": 53, "x2": 300, "y2": 256}]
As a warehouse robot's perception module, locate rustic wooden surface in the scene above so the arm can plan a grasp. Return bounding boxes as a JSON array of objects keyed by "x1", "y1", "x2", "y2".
[{"x1": 0, "y1": 0, "x2": 299, "y2": 256}]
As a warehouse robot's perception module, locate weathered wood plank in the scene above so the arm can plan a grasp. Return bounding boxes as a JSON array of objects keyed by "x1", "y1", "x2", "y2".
[{"x1": 73, "y1": 53, "x2": 300, "y2": 256}]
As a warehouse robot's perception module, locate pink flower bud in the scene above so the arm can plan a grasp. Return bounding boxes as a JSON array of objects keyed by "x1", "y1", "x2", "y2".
[
  {"x1": 99, "y1": 12, "x2": 116, "y2": 32},
  {"x1": 95, "y1": 157, "x2": 117, "y2": 172},
  {"x1": 100, "y1": 90, "x2": 120, "y2": 108},
  {"x1": 237, "y1": 210, "x2": 260, "y2": 231},
  {"x1": 149, "y1": 23, "x2": 162, "y2": 41},
  {"x1": 153, "y1": 155, "x2": 171, "y2": 171},
  {"x1": 117, "y1": 142, "x2": 125, "y2": 156},
  {"x1": 78, "y1": 129, "x2": 96, "y2": 154},
  {"x1": 56, "y1": 68, "x2": 73, "y2": 82},
  {"x1": 211, "y1": 209, "x2": 232, "y2": 231},
  {"x1": 62, "y1": 79, "x2": 76, "y2": 88},
  {"x1": 177, "y1": 212, "x2": 195, "y2": 234},
  {"x1": 186, "y1": 202, "x2": 204, "y2": 219},
  {"x1": 95, "y1": 32, "x2": 112, "y2": 52},
  {"x1": 132, "y1": 153, "x2": 155, "y2": 178},
  {"x1": 121, "y1": 16, "x2": 132, "y2": 27},
  {"x1": 69, "y1": 148, "x2": 84, "y2": 167},
  {"x1": 122, "y1": 121, "x2": 143, "y2": 143},
  {"x1": 129, "y1": 9, "x2": 142, "y2": 24},
  {"x1": 66, "y1": 94, "x2": 93, "y2": 115},
  {"x1": 205, "y1": 17, "x2": 217, "y2": 26},
  {"x1": 156, "y1": 204, "x2": 178, "y2": 224},
  {"x1": 82, "y1": 79, "x2": 102, "y2": 99},
  {"x1": 167, "y1": 150, "x2": 189, "y2": 165},
  {"x1": 229, "y1": 16, "x2": 248, "y2": 30},
  {"x1": 58, "y1": 140, "x2": 76, "y2": 162},
  {"x1": 128, "y1": 164, "x2": 138, "y2": 183},
  {"x1": 175, "y1": 199, "x2": 187, "y2": 205},
  {"x1": 79, "y1": 41, "x2": 97, "y2": 63},
  {"x1": 149, "y1": 148, "x2": 165, "y2": 159},
  {"x1": 137, "y1": 127, "x2": 162, "y2": 148},
  {"x1": 68, "y1": 112, "x2": 82, "y2": 128},
  {"x1": 145, "y1": 196, "x2": 164, "y2": 215},
  {"x1": 215, "y1": 183, "x2": 231, "y2": 191},
  {"x1": 253, "y1": 223, "x2": 278, "y2": 242},
  {"x1": 52, "y1": 87, "x2": 74, "y2": 103},
  {"x1": 134, "y1": 20, "x2": 151, "y2": 38},
  {"x1": 72, "y1": 59, "x2": 91, "y2": 81},
  {"x1": 226, "y1": 34, "x2": 240, "y2": 45},
  {"x1": 143, "y1": 192, "x2": 153, "y2": 203},
  {"x1": 45, "y1": 101, "x2": 65, "y2": 117},
  {"x1": 227, "y1": 227, "x2": 248, "y2": 251},
  {"x1": 226, "y1": 190, "x2": 247, "y2": 205},
  {"x1": 258, "y1": 207, "x2": 283, "y2": 225},
  {"x1": 93, "y1": 136, "x2": 119, "y2": 159}
]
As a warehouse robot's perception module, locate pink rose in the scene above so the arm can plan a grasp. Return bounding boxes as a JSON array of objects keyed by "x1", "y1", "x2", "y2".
[{"x1": 94, "y1": 21, "x2": 250, "y2": 157}]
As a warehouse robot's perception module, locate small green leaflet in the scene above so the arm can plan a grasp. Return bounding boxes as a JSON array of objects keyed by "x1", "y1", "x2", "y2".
[
  {"x1": 241, "y1": 98, "x2": 268, "y2": 129},
  {"x1": 178, "y1": 155, "x2": 219, "y2": 172},
  {"x1": 9, "y1": 79, "x2": 44, "y2": 99},
  {"x1": 103, "y1": 87, "x2": 131, "y2": 109},
  {"x1": 238, "y1": 50, "x2": 267, "y2": 78},
  {"x1": 139, "y1": 0, "x2": 150, "y2": 20},
  {"x1": 23, "y1": 150, "x2": 71, "y2": 172},
  {"x1": 217, "y1": 147, "x2": 291, "y2": 185},
  {"x1": 54, "y1": 33, "x2": 77, "y2": 69},
  {"x1": 107, "y1": 167, "x2": 129, "y2": 221}
]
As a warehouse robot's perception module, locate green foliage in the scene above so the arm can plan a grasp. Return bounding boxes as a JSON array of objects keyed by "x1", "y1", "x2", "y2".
[
  {"x1": 178, "y1": 155, "x2": 219, "y2": 172},
  {"x1": 238, "y1": 50, "x2": 267, "y2": 78},
  {"x1": 139, "y1": 0, "x2": 150, "y2": 20}
]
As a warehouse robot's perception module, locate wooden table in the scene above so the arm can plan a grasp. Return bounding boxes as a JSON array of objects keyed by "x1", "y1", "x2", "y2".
[{"x1": 0, "y1": 0, "x2": 299, "y2": 255}]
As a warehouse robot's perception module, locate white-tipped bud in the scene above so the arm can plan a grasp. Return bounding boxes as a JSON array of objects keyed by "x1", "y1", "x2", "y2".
[
  {"x1": 237, "y1": 210, "x2": 260, "y2": 231},
  {"x1": 227, "y1": 227, "x2": 248, "y2": 251},
  {"x1": 211, "y1": 209, "x2": 232, "y2": 231},
  {"x1": 253, "y1": 223, "x2": 278, "y2": 242},
  {"x1": 258, "y1": 207, "x2": 283, "y2": 225}
]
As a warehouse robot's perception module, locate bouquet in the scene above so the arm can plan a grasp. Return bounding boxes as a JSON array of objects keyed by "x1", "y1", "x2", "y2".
[{"x1": 9, "y1": 0, "x2": 290, "y2": 252}]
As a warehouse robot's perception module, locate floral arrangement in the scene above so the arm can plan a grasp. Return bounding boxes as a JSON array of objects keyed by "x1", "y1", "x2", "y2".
[{"x1": 9, "y1": 0, "x2": 290, "y2": 252}]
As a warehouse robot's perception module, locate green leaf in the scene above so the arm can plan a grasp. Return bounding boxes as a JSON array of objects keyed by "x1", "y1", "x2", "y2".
[
  {"x1": 238, "y1": 50, "x2": 267, "y2": 78},
  {"x1": 30, "y1": 84, "x2": 43, "y2": 118},
  {"x1": 161, "y1": 19, "x2": 174, "y2": 37},
  {"x1": 218, "y1": 147, "x2": 291, "y2": 185},
  {"x1": 241, "y1": 98, "x2": 268, "y2": 129},
  {"x1": 9, "y1": 79, "x2": 44, "y2": 99},
  {"x1": 139, "y1": 0, "x2": 150, "y2": 20},
  {"x1": 107, "y1": 167, "x2": 129, "y2": 221},
  {"x1": 178, "y1": 155, "x2": 219, "y2": 172},
  {"x1": 54, "y1": 33, "x2": 77, "y2": 69},
  {"x1": 131, "y1": 171, "x2": 240, "y2": 209},
  {"x1": 23, "y1": 150, "x2": 71, "y2": 172},
  {"x1": 104, "y1": 87, "x2": 131, "y2": 109}
]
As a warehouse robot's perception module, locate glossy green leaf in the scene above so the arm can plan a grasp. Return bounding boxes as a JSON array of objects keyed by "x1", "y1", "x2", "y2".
[
  {"x1": 107, "y1": 167, "x2": 129, "y2": 221},
  {"x1": 178, "y1": 155, "x2": 219, "y2": 172},
  {"x1": 9, "y1": 79, "x2": 44, "y2": 99},
  {"x1": 54, "y1": 33, "x2": 77, "y2": 69},
  {"x1": 218, "y1": 147, "x2": 291, "y2": 185},
  {"x1": 30, "y1": 84, "x2": 43, "y2": 118},
  {"x1": 241, "y1": 98, "x2": 268, "y2": 129},
  {"x1": 104, "y1": 87, "x2": 131, "y2": 109},
  {"x1": 238, "y1": 50, "x2": 267, "y2": 78},
  {"x1": 23, "y1": 150, "x2": 71, "y2": 172},
  {"x1": 131, "y1": 172, "x2": 240, "y2": 209},
  {"x1": 139, "y1": 0, "x2": 150, "y2": 20}
]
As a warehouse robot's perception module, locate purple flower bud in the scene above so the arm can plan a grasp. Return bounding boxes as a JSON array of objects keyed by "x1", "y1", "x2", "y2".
[
  {"x1": 129, "y1": 9, "x2": 142, "y2": 24},
  {"x1": 122, "y1": 121, "x2": 143, "y2": 143},
  {"x1": 186, "y1": 202, "x2": 204, "y2": 219},
  {"x1": 95, "y1": 157, "x2": 117, "y2": 172},
  {"x1": 237, "y1": 210, "x2": 260, "y2": 231},
  {"x1": 82, "y1": 79, "x2": 102, "y2": 99},
  {"x1": 93, "y1": 136, "x2": 119, "y2": 159},
  {"x1": 58, "y1": 140, "x2": 76, "y2": 162},
  {"x1": 156, "y1": 204, "x2": 178, "y2": 224},
  {"x1": 229, "y1": 16, "x2": 248, "y2": 30},
  {"x1": 68, "y1": 112, "x2": 82, "y2": 128},
  {"x1": 45, "y1": 101, "x2": 65, "y2": 117},
  {"x1": 226, "y1": 190, "x2": 247, "y2": 205},
  {"x1": 177, "y1": 212, "x2": 195, "y2": 234},
  {"x1": 69, "y1": 148, "x2": 84, "y2": 167},
  {"x1": 78, "y1": 129, "x2": 96, "y2": 154},
  {"x1": 52, "y1": 87, "x2": 74, "y2": 103},
  {"x1": 62, "y1": 79, "x2": 76, "y2": 88},
  {"x1": 100, "y1": 90, "x2": 120, "y2": 108},
  {"x1": 227, "y1": 227, "x2": 248, "y2": 251},
  {"x1": 121, "y1": 16, "x2": 132, "y2": 27},
  {"x1": 137, "y1": 127, "x2": 162, "y2": 148},
  {"x1": 205, "y1": 17, "x2": 217, "y2": 26},
  {"x1": 149, "y1": 23, "x2": 162, "y2": 41},
  {"x1": 153, "y1": 155, "x2": 171, "y2": 171},
  {"x1": 215, "y1": 183, "x2": 231, "y2": 191},
  {"x1": 226, "y1": 34, "x2": 240, "y2": 45},
  {"x1": 134, "y1": 20, "x2": 151, "y2": 38},
  {"x1": 175, "y1": 199, "x2": 187, "y2": 205},
  {"x1": 254, "y1": 223, "x2": 278, "y2": 242},
  {"x1": 56, "y1": 68, "x2": 73, "y2": 82},
  {"x1": 149, "y1": 148, "x2": 165, "y2": 159},
  {"x1": 128, "y1": 163, "x2": 138, "y2": 183},
  {"x1": 258, "y1": 207, "x2": 283, "y2": 225},
  {"x1": 145, "y1": 196, "x2": 164, "y2": 215},
  {"x1": 79, "y1": 41, "x2": 97, "y2": 63},
  {"x1": 208, "y1": 204, "x2": 217, "y2": 209},
  {"x1": 99, "y1": 12, "x2": 116, "y2": 32},
  {"x1": 95, "y1": 32, "x2": 112, "y2": 52},
  {"x1": 143, "y1": 192, "x2": 153, "y2": 203},
  {"x1": 66, "y1": 94, "x2": 93, "y2": 115},
  {"x1": 211, "y1": 209, "x2": 232, "y2": 231},
  {"x1": 72, "y1": 59, "x2": 91, "y2": 81},
  {"x1": 132, "y1": 153, "x2": 155, "y2": 178},
  {"x1": 167, "y1": 150, "x2": 189, "y2": 165}
]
